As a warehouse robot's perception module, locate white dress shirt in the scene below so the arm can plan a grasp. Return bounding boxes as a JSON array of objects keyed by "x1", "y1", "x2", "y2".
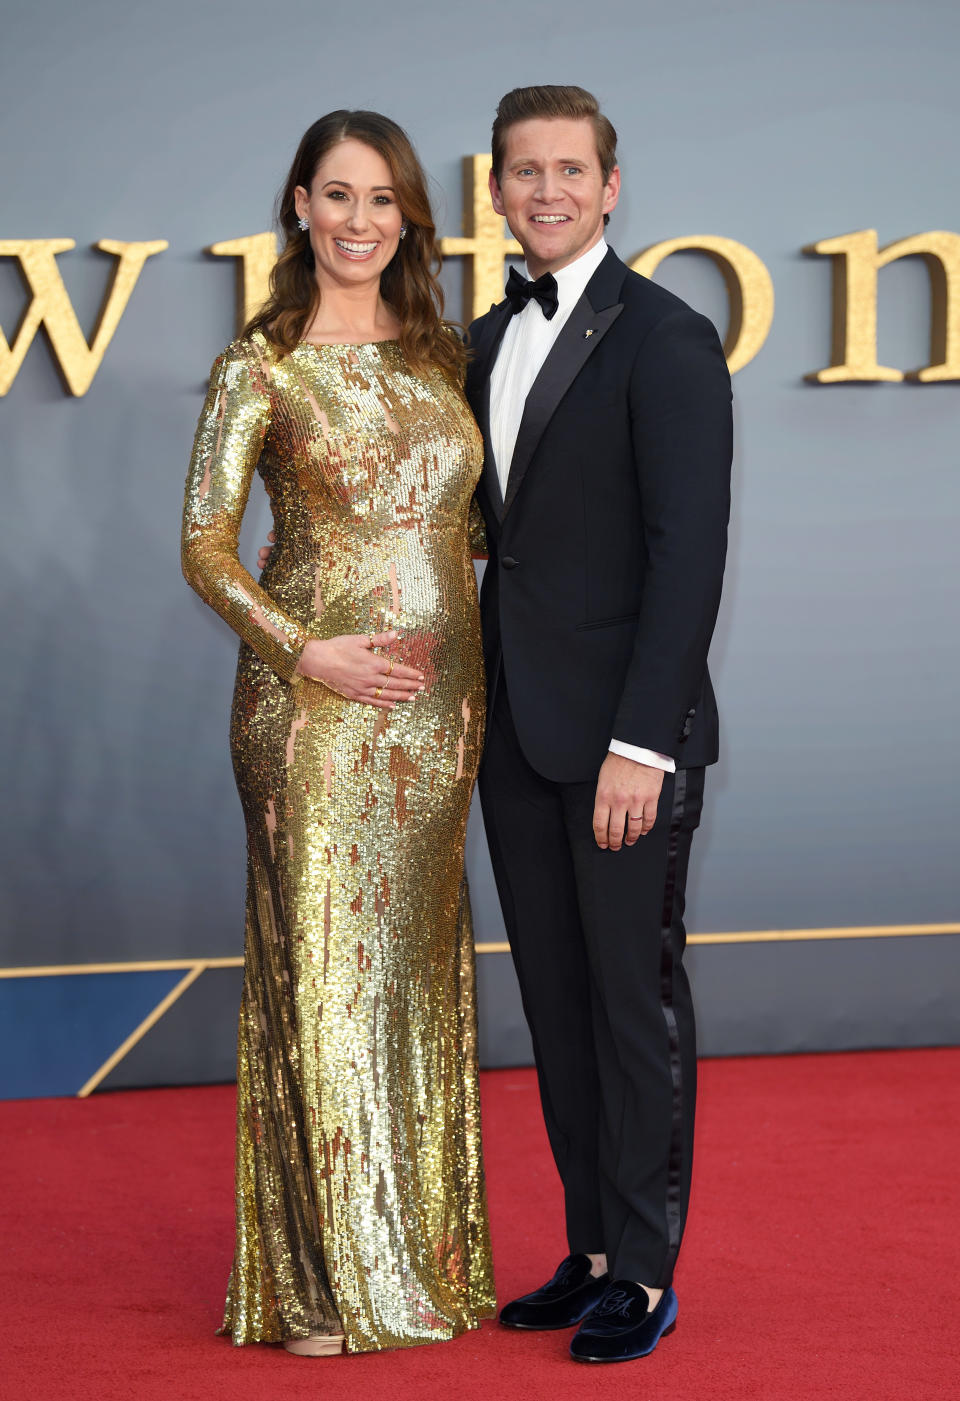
[{"x1": 488, "y1": 237, "x2": 676, "y2": 775}]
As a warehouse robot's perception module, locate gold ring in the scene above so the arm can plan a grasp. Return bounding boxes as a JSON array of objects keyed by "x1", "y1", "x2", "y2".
[
  {"x1": 386, "y1": 657, "x2": 395, "y2": 677},
  {"x1": 374, "y1": 686, "x2": 384, "y2": 698}
]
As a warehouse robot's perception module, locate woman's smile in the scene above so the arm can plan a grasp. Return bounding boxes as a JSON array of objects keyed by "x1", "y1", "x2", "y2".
[{"x1": 333, "y1": 237, "x2": 380, "y2": 259}]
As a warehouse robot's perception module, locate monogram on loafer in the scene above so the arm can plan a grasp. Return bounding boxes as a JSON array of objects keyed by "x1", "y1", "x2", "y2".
[
  {"x1": 499, "y1": 1253, "x2": 610, "y2": 1330},
  {"x1": 569, "y1": 1281, "x2": 678, "y2": 1362}
]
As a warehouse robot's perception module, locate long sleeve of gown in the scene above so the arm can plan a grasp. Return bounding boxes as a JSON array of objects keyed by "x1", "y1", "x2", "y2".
[{"x1": 181, "y1": 342, "x2": 306, "y2": 683}]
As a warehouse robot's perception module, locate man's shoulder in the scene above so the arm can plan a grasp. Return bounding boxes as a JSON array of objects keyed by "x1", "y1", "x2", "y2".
[
  {"x1": 466, "y1": 301, "x2": 505, "y2": 347},
  {"x1": 612, "y1": 254, "x2": 713, "y2": 332}
]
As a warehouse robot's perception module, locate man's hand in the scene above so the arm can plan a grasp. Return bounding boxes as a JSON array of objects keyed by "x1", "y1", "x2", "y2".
[
  {"x1": 257, "y1": 530, "x2": 276, "y2": 572},
  {"x1": 592, "y1": 753, "x2": 665, "y2": 851}
]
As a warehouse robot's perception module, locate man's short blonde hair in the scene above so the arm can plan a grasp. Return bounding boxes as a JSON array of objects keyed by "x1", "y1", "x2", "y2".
[{"x1": 491, "y1": 85, "x2": 618, "y2": 182}]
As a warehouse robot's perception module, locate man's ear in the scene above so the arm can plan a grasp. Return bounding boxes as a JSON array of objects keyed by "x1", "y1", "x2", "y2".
[
  {"x1": 602, "y1": 165, "x2": 621, "y2": 218},
  {"x1": 488, "y1": 168, "x2": 506, "y2": 217}
]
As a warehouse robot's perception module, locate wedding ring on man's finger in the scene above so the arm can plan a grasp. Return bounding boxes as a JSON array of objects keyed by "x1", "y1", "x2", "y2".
[{"x1": 628, "y1": 813, "x2": 644, "y2": 822}]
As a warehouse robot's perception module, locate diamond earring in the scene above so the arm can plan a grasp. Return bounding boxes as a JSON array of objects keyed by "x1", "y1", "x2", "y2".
[
  {"x1": 297, "y1": 216, "x2": 309, "y2": 232},
  {"x1": 399, "y1": 224, "x2": 407, "y2": 239}
]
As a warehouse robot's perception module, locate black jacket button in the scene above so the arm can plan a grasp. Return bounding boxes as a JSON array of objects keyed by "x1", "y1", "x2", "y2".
[{"x1": 501, "y1": 556, "x2": 520, "y2": 570}]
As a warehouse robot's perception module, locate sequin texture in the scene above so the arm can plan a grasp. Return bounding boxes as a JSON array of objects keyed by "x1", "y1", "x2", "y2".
[{"x1": 182, "y1": 332, "x2": 495, "y2": 1350}]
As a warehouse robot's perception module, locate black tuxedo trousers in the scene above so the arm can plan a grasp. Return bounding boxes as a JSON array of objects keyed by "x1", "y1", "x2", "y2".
[{"x1": 479, "y1": 676, "x2": 705, "y2": 1288}]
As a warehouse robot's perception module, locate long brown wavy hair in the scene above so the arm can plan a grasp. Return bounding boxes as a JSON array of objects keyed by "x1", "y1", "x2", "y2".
[{"x1": 244, "y1": 110, "x2": 464, "y2": 379}]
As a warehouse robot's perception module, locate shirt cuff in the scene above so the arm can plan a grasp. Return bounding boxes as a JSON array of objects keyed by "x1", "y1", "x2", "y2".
[{"x1": 608, "y1": 739, "x2": 677, "y2": 774}]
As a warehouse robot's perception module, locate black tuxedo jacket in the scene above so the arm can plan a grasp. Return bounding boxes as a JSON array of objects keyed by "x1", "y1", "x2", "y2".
[{"x1": 465, "y1": 246, "x2": 733, "y2": 783}]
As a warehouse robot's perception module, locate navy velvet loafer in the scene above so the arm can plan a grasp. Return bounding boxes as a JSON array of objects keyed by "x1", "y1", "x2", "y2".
[
  {"x1": 569, "y1": 1280, "x2": 678, "y2": 1362},
  {"x1": 499, "y1": 1254, "x2": 610, "y2": 1330}
]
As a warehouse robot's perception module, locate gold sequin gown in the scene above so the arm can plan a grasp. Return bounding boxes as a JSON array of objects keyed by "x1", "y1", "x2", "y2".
[{"x1": 181, "y1": 331, "x2": 495, "y2": 1351}]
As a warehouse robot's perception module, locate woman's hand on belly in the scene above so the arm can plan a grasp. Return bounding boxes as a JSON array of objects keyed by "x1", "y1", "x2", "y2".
[{"x1": 296, "y1": 631, "x2": 425, "y2": 710}]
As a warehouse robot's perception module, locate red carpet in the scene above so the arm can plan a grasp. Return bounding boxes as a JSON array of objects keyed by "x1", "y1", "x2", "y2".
[{"x1": 1, "y1": 1050, "x2": 957, "y2": 1401}]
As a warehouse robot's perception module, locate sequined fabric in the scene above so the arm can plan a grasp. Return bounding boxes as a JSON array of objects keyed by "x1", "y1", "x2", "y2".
[{"x1": 181, "y1": 332, "x2": 495, "y2": 1351}]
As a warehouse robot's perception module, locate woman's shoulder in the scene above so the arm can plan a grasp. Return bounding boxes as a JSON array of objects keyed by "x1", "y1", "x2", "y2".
[
  {"x1": 220, "y1": 328, "x2": 277, "y2": 361},
  {"x1": 209, "y1": 330, "x2": 283, "y2": 386},
  {"x1": 433, "y1": 322, "x2": 468, "y2": 386},
  {"x1": 442, "y1": 321, "x2": 467, "y2": 345}
]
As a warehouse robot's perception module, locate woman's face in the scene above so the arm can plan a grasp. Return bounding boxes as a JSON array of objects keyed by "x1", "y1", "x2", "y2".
[{"x1": 294, "y1": 138, "x2": 404, "y2": 290}]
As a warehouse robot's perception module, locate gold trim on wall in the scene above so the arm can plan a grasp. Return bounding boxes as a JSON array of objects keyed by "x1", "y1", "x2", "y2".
[
  {"x1": 688, "y1": 923, "x2": 960, "y2": 944},
  {"x1": 0, "y1": 956, "x2": 245, "y2": 979},
  {"x1": 76, "y1": 964, "x2": 206, "y2": 1098},
  {"x1": 1, "y1": 923, "x2": 958, "y2": 980}
]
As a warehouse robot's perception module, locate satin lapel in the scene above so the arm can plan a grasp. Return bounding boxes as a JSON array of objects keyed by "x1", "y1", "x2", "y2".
[
  {"x1": 470, "y1": 301, "x2": 513, "y2": 520},
  {"x1": 501, "y1": 295, "x2": 624, "y2": 519}
]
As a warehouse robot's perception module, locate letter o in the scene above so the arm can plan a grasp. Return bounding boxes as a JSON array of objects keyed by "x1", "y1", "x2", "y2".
[{"x1": 630, "y1": 236, "x2": 774, "y2": 374}]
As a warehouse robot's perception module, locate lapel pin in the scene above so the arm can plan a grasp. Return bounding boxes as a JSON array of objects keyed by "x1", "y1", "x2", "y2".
[{"x1": 583, "y1": 329, "x2": 596, "y2": 338}]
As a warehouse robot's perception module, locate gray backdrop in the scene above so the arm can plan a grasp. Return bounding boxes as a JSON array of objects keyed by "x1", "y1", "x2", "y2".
[{"x1": 2, "y1": 0, "x2": 958, "y2": 1095}]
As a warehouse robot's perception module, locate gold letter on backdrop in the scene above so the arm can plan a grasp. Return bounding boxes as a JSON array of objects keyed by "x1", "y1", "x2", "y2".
[
  {"x1": 0, "y1": 238, "x2": 168, "y2": 395},
  {"x1": 439, "y1": 155, "x2": 522, "y2": 323},
  {"x1": 630, "y1": 236, "x2": 774, "y2": 374},
  {"x1": 804, "y1": 229, "x2": 960, "y2": 382},
  {"x1": 208, "y1": 232, "x2": 278, "y2": 332}
]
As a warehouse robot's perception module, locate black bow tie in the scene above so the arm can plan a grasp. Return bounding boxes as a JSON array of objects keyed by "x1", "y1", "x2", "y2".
[{"x1": 505, "y1": 266, "x2": 559, "y2": 321}]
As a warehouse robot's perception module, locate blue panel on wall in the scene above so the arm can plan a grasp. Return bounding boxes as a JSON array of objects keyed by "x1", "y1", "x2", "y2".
[{"x1": 0, "y1": 971, "x2": 187, "y2": 1099}]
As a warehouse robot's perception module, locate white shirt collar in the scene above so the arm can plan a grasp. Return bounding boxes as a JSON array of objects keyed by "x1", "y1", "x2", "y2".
[{"x1": 521, "y1": 236, "x2": 608, "y2": 314}]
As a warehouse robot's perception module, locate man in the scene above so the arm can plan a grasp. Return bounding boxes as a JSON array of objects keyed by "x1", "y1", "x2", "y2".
[{"x1": 466, "y1": 85, "x2": 732, "y2": 1364}]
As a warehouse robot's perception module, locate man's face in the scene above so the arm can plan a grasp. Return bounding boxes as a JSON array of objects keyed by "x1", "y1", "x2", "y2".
[{"x1": 490, "y1": 116, "x2": 620, "y2": 278}]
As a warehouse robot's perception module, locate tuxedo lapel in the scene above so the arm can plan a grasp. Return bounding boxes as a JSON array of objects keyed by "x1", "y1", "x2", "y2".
[
  {"x1": 502, "y1": 251, "x2": 625, "y2": 519},
  {"x1": 470, "y1": 301, "x2": 513, "y2": 519}
]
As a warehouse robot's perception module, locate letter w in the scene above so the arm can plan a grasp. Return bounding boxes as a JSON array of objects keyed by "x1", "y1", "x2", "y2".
[{"x1": 0, "y1": 238, "x2": 167, "y2": 395}]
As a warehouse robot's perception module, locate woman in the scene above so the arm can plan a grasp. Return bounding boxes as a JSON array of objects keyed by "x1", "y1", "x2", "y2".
[{"x1": 181, "y1": 111, "x2": 494, "y2": 1355}]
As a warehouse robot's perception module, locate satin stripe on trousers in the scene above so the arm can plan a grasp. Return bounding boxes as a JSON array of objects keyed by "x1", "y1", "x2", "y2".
[{"x1": 478, "y1": 678, "x2": 704, "y2": 1287}]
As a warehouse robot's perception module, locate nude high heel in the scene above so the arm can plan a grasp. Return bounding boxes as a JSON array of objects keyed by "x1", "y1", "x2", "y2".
[{"x1": 283, "y1": 1333, "x2": 346, "y2": 1356}]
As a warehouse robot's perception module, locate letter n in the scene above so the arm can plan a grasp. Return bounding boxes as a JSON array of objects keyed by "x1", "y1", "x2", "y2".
[{"x1": 804, "y1": 229, "x2": 960, "y2": 382}]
